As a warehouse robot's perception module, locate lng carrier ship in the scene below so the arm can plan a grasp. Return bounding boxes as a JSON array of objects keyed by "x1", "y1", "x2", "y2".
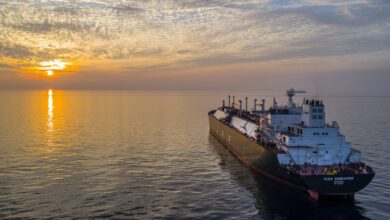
[{"x1": 209, "y1": 89, "x2": 374, "y2": 200}]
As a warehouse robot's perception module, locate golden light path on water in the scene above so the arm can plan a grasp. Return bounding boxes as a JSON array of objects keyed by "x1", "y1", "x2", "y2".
[{"x1": 47, "y1": 89, "x2": 54, "y2": 132}]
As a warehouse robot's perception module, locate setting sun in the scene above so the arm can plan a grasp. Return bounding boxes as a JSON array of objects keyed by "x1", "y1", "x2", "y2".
[
  {"x1": 31, "y1": 59, "x2": 72, "y2": 77},
  {"x1": 39, "y1": 60, "x2": 69, "y2": 71}
]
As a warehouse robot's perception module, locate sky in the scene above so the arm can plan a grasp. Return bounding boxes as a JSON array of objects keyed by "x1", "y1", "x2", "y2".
[{"x1": 0, "y1": 0, "x2": 389, "y2": 95}]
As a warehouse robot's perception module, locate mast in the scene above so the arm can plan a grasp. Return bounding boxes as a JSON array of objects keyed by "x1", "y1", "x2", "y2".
[{"x1": 286, "y1": 88, "x2": 306, "y2": 108}]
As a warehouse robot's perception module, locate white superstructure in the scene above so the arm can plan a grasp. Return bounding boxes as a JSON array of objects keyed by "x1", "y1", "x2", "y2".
[{"x1": 266, "y1": 92, "x2": 361, "y2": 166}]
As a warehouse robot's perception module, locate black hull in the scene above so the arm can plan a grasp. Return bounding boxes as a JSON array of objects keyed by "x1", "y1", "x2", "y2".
[{"x1": 208, "y1": 112, "x2": 374, "y2": 198}]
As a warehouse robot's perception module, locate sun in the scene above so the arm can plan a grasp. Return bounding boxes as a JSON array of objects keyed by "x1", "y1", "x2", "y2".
[
  {"x1": 37, "y1": 59, "x2": 70, "y2": 77},
  {"x1": 40, "y1": 60, "x2": 69, "y2": 70}
]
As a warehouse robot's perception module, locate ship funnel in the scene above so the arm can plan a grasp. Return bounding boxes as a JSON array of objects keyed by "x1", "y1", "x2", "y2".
[
  {"x1": 233, "y1": 96, "x2": 235, "y2": 106},
  {"x1": 222, "y1": 100, "x2": 225, "y2": 108},
  {"x1": 228, "y1": 95, "x2": 231, "y2": 107}
]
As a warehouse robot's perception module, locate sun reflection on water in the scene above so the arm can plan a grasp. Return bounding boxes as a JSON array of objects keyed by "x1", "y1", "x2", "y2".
[{"x1": 48, "y1": 89, "x2": 54, "y2": 132}]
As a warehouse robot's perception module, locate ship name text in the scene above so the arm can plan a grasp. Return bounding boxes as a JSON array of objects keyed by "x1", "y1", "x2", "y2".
[{"x1": 324, "y1": 176, "x2": 354, "y2": 185}]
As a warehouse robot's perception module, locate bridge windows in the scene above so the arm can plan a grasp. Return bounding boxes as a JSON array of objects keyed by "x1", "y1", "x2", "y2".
[
  {"x1": 311, "y1": 108, "x2": 324, "y2": 113},
  {"x1": 312, "y1": 115, "x2": 323, "y2": 120},
  {"x1": 288, "y1": 126, "x2": 303, "y2": 135},
  {"x1": 313, "y1": 132, "x2": 329, "y2": 136}
]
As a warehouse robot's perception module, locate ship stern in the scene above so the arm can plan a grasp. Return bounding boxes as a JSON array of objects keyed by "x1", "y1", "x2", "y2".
[{"x1": 302, "y1": 172, "x2": 375, "y2": 199}]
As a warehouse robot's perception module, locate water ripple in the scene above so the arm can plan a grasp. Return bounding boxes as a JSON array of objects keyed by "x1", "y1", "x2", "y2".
[{"x1": 0, "y1": 91, "x2": 389, "y2": 219}]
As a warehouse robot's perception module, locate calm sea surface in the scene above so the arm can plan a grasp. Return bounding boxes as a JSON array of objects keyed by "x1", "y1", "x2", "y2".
[{"x1": 0, "y1": 90, "x2": 389, "y2": 219}]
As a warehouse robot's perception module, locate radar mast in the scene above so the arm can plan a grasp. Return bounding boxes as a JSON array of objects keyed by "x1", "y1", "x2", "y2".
[{"x1": 286, "y1": 88, "x2": 306, "y2": 108}]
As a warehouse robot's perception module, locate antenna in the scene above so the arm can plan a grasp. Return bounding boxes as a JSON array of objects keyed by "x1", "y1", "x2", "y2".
[
  {"x1": 286, "y1": 88, "x2": 306, "y2": 107},
  {"x1": 261, "y1": 99, "x2": 265, "y2": 111}
]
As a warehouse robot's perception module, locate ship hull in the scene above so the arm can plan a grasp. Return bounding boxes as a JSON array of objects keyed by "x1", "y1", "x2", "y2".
[{"x1": 208, "y1": 112, "x2": 374, "y2": 199}]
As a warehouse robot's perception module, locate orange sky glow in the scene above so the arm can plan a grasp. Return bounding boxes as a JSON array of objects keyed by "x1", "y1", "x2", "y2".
[{"x1": 0, "y1": 0, "x2": 389, "y2": 95}]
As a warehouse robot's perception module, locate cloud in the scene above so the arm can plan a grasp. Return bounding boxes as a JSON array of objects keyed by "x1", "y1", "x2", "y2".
[
  {"x1": 90, "y1": 46, "x2": 165, "y2": 60},
  {"x1": 0, "y1": 0, "x2": 389, "y2": 76},
  {"x1": 270, "y1": 3, "x2": 390, "y2": 27},
  {"x1": 0, "y1": 63, "x2": 11, "y2": 69},
  {"x1": 110, "y1": 5, "x2": 145, "y2": 14},
  {"x1": 0, "y1": 43, "x2": 33, "y2": 59},
  {"x1": 8, "y1": 20, "x2": 93, "y2": 34}
]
